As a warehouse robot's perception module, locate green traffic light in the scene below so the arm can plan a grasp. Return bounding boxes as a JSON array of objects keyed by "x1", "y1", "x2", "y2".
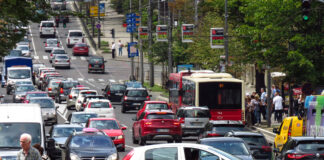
[{"x1": 303, "y1": 15, "x2": 309, "y2": 21}]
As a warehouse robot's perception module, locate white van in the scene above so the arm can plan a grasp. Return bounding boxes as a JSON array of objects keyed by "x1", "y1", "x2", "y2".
[
  {"x1": 0, "y1": 104, "x2": 45, "y2": 158},
  {"x1": 66, "y1": 30, "x2": 84, "y2": 48}
]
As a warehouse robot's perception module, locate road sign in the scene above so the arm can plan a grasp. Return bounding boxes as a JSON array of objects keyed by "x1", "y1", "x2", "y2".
[
  {"x1": 182, "y1": 24, "x2": 194, "y2": 43},
  {"x1": 156, "y1": 25, "x2": 167, "y2": 42},
  {"x1": 177, "y1": 64, "x2": 194, "y2": 73},
  {"x1": 96, "y1": 23, "x2": 101, "y2": 29},
  {"x1": 90, "y1": 3, "x2": 105, "y2": 17},
  {"x1": 138, "y1": 26, "x2": 148, "y2": 40},
  {"x1": 128, "y1": 42, "x2": 139, "y2": 58},
  {"x1": 210, "y1": 28, "x2": 224, "y2": 49},
  {"x1": 126, "y1": 13, "x2": 140, "y2": 33}
]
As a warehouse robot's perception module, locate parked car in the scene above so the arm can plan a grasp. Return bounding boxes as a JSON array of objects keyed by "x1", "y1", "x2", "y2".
[
  {"x1": 132, "y1": 110, "x2": 182, "y2": 145},
  {"x1": 12, "y1": 84, "x2": 36, "y2": 103},
  {"x1": 52, "y1": 54, "x2": 70, "y2": 69},
  {"x1": 66, "y1": 86, "x2": 89, "y2": 110},
  {"x1": 176, "y1": 106, "x2": 210, "y2": 137},
  {"x1": 44, "y1": 38, "x2": 61, "y2": 52},
  {"x1": 75, "y1": 90, "x2": 98, "y2": 111},
  {"x1": 86, "y1": 118, "x2": 127, "y2": 151},
  {"x1": 49, "y1": 48, "x2": 66, "y2": 63},
  {"x1": 198, "y1": 137, "x2": 254, "y2": 160},
  {"x1": 199, "y1": 120, "x2": 249, "y2": 138},
  {"x1": 87, "y1": 55, "x2": 106, "y2": 73},
  {"x1": 136, "y1": 101, "x2": 170, "y2": 120},
  {"x1": 23, "y1": 91, "x2": 49, "y2": 103},
  {"x1": 72, "y1": 43, "x2": 89, "y2": 56},
  {"x1": 54, "y1": 80, "x2": 80, "y2": 103},
  {"x1": 39, "y1": 21, "x2": 56, "y2": 38},
  {"x1": 225, "y1": 131, "x2": 272, "y2": 160},
  {"x1": 121, "y1": 88, "x2": 151, "y2": 113},
  {"x1": 67, "y1": 112, "x2": 98, "y2": 127},
  {"x1": 16, "y1": 45, "x2": 31, "y2": 57},
  {"x1": 84, "y1": 99, "x2": 115, "y2": 118},
  {"x1": 29, "y1": 97, "x2": 57, "y2": 125},
  {"x1": 66, "y1": 30, "x2": 84, "y2": 48}
]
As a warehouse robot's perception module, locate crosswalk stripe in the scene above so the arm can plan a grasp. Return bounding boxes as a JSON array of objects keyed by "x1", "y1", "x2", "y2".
[
  {"x1": 80, "y1": 57, "x2": 86, "y2": 60},
  {"x1": 34, "y1": 56, "x2": 39, "y2": 59},
  {"x1": 71, "y1": 56, "x2": 76, "y2": 60},
  {"x1": 98, "y1": 79, "x2": 105, "y2": 82},
  {"x1": 67, "y1": 78, "x2": 74, "y2": 80},
  {"x1": 43, "y1": 56, "x2": 48, "y2": 59},
  {"x1": 77, "y1": 78, "x2": 84, "y2": 81},
  {"x1": 88, "y1": 79, "x2": 94, "y2": 82}
]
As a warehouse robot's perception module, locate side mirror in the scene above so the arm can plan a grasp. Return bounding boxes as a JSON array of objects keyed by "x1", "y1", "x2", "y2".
[
  {"x1": 43, "y1": 41, "x2": 46, "y2": 43},
  {"x1": 113, "y1": 106, "x2": 116, "y2": 109},
  {"x1": 121, "y1": 126, "x2": 127, "y2": 130},
  {"x1": 273, "y1": 128, "x2": 279, "y2": 134},
  {"x1": 269, "y1": 143, "x2": 273, "y2": 147}
]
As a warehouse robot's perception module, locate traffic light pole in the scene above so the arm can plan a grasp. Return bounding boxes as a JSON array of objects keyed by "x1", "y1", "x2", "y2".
[
  {"x1": 130, "y1": 0, "x2": 135, "y2": 79},
  {"x1": 97, "y1": 0, "x2": 101, "y2": 49},
  {"x1": 148, "y1": 0, "x2": 154, "y2": 87},
  {"x1": 224, "y1": 0, "x2": 229, "y2": 72}
]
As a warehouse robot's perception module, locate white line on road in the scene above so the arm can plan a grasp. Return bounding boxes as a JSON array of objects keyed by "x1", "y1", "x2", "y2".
[
  {"x1": 98, "y1": 79, "x2": 104, "y2": 82},
  {"x1": 125, "y1": 145, "x2": 135, "y2": 149},
  {"x1": 34, "y1": 56, "x2": 39, "y2": 60},
  {"x1": 81, "y1": 56, "x2": 86, "y2": 60},
  {"x1": 43, "y1": 56, "x2": 48, "y2": 59},
  {"x1": 88, "y1": 79, "x2": 94, "y2": 82},
  {"x1": 77, "y1": 78, "x2": 84, "y2": 81},
  {"x1": 71, "y1": 56, "x2": 76, "y2": 60}
]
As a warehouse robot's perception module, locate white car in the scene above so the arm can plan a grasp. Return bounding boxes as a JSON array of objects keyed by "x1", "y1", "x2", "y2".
[
  {"x1": 44, "y1": 38, "x2": 61, "y2": 52},
  {"x1": 123, "y1": 143, "x2": 240, "y2": 160},
  {"x1": 75, "y1": 90, "x2": 98, "y2": 111},
  {"x1": 39, "y1": 21, "x2": 56, "y2": 38},
  {"x1": 52, "y1": 54, "x2": 70, "y2": 69},
  {"x1": 84, "y1": 99, "x2": 115, "y2": 118},
  {"x1": 66, "y1": 30, "x2": 84, "y2": 48},
  {"x1": 16, "y1": 45, "x2": 31, "y2": 57}
]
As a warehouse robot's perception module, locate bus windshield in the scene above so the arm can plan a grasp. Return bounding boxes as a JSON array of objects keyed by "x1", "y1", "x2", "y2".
[{"x1": 199, "y1": 82, "x2": 242, "y2": 109}]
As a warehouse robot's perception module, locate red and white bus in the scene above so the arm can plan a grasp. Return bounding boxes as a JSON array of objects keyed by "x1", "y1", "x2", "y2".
[{"x1": 169, "y1": 72, "x2": 245, "y2": 122}]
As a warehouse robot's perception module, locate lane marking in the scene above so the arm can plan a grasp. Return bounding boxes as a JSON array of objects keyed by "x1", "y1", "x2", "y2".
[
  {"x1": 88, "y1": 79, "x2": 94, "y2": 82},
  {"x1": 80, "y1": 56, "x2": 86, "y2": 60},
  {"x1": 78, "y1": 78, "x2": 84, "y2": 81},
  {"x1": 43, "y1": 56, "x2": 48, "y2": 59},
  {"x1": 98, "y1": 79, "x2": 104, "y2": 82},
  {"x1": 71, "y1": 56, "x2": 76, "y2": 60},
  {"x1": 34, "y1": 56, "x2": 39, "y2": 60}
]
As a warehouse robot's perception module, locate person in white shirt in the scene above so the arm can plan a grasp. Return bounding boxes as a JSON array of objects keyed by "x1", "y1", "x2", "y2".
[
  {"x1": 118, "y1": 40, "x2": 123, "y2": 56},
  {"x1": 111, "y1": 42, "x2": 116, "y2": 59},
  {"x1": 273, "y1": 92, "x2": 283, "y2": 123}
]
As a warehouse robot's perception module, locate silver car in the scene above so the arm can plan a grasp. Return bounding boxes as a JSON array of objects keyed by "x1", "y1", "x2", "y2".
[
  {"x1": 46, "y1": 79, "x2": 65, "y2": 98},
  {"x1": 176, "y1": 106, "x2": 210, "y2": 136},
  {"x1": 52, "y1": 54, "x2": 70, "y2": 69},
  {"x1": 49, "y1": 48, "x2": 66, "y2": 63},
  {"x1": 66, "y1": 86, "x2": 89, "y2": 110},
  {"x1": 44, "y1": 39, "x2": 61, "y2": 52},
  {"x1": 29, "y1": 97, "x2": 57, "y2": 125},
  {"x1": 16, "y1": 45, "x2": 31, "y2": 57},
  {"x1": 12, "y1": 84, "x2": 35, "y2": 103}
]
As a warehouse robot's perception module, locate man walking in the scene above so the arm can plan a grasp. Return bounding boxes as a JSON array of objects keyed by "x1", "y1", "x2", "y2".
[
  {"x1": 17, "y1": 133, "x2": 42, "y2": 160},
  {"x1": 260, "y1": 88, "x2": 267, "y2": 120},
  {"x1": 118, "y1": 40, "x2": 123, "y2": 56},
  {"x1": 273, "y1": 92, "x2": 283, "y2": 123},
  {"x1": 111, "y1": 42, "x2": 116, "y2": 59}
]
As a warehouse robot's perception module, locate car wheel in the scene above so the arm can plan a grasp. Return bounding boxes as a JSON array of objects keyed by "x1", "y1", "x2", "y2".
[
  {"x1": 139, "y1": 136, "x2": 146, "y2": 146},
  {"x1": 121, "y1": 105, "x2": 126, "y2": 113},
  {"x1": 132, "y1": 131, "x2": 139, "y2": 144},
  {"x1": 175, "y1": 137, "x2": 182, "y2": 143},
  {"x1": 167, "y1": 140, "x2": 173, "y2": 143}
]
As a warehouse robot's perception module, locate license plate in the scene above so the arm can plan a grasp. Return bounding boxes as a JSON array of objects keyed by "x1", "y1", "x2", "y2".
[
  {"x1": 115, "y1": 93, "x2": 123, "y2": 96},
  {"x1": 74, "y1": 39, "x2": 79, "y2": 41},
  {"x1": 157, "y1": 129, "x2": 169, "y2": 132},
  {"x1": 133, "y1": 103, "x2": 141, "y2": 105},
  {"x1": 191, "y1": 122, "x2": 202, "y2": 126},
  {"x1": 79, "y1": 48, "x2": 84, "y2": 50},
  {"x1": 94, "y1": 65, "x2": 99, "y2": 67}
]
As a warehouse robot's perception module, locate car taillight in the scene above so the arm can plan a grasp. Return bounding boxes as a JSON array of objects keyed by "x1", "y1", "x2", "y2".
[
  {"x1": 179, "y1": 118, "x2": 185, "y2": 124},
  {"x1": 107, "y1": 91, "x2": 111, "y2": 96},
  {"x1": 48, "y1": 88, "x2": 52, "y2": 91},
  {"x1": 69, "y1": 95, "x2": 72, "y2": 99},
  {"x1": 67, "y1": 60, "x2": 70, "y2": 63},
  {"x1": 50, "y1": 53, "x2": 53, "y2": 57},
  {"x1": 60, "y1": 88, "x2": 63, "y2": 94},
  {"x1": 57, "y1": 42, "x2": 59, "y2": 47},
  {"x1": 287, "y1": 153, "x2": 313, "y2": 159},
  {"x1": 45, "y1": 43, "x2": 47, "y2": 47},
  {"x1": 109, "y1": 103, "x2": 112, "y2": 108},
  {"x1": 124, "y1": 96, "x2": 127, "y2": 101},
  {"x1": 261, "y1": 146, "x2": 272, "y2": 152},
  {"x1": 101, "y1": 65, "x2": 104, "y2": 69},
  {"x1": 82, "y1": 103, "x2": 86, "y2": 107},
  {"x1": 55, "y1": 60, "x2": 58, "y2": 62},
  {"x1": 122, "y1": 149, "x2": 135, "y2": 160},
  {"x1": 88, "y1": 64, "x2": 91, "y2": 68},
  {"x1": 54, "y1": 26, "x2": 56, "y2": 32},
  {"x1": 146, "y1": 96, "x2": 150, "y2": 100},
  {"x1": 173, "y1": 121, "x2": 180, "y2": 125},
  {"x1": 144, "y1": 122, "x2": 152, "y2": 126},
  {"x1": 25, "y1": 100, "x2": 29, "y2": 103},
  {"x1": 207, "y1": 133, "x2": 220, "y2": 137},
  {"x1": 288, "y1": 125, "x2": 292, "y2": 137}
]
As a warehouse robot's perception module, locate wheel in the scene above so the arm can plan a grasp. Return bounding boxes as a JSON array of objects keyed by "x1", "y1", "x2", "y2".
[
  {"x1": 167, "y1": 140, "x2": 173, "y2": 143},
  {"x1": 139, "y1": 136, "x2": 146, "y2": 146},
  {"x1": 132, "y1": 130, "x2": 139, "y2": 144},
  {"x1": 121, "y1": 105, "x2": 126, "y2": 113},
  {"x1": 175, "y1": 137, "x2": 182, "y2": 143}
]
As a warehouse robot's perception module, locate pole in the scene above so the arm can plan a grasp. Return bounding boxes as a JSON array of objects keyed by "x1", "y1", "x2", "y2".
[
  {"x1": 267, "y1": 66, "x2": 272, "y2": 127},
  {"x1": 130, "y1": 0, "x2": 134, "y2": 78},
  {"x1": 158, "y1": 0, "x2": 160, "y2": 24},
  {"x1": 224, "y1": 0, "x2": 229, "y2": 72},
  {"x1": 148, "y1": 0, "x2": 154, "y2": 87},
  {"x1": 194, "y1": 0, "x2": 198, "y2": 26},
  {"x1": 139, "y1": 0, "x2": 144, "y2": 84},
  {"x1": 97, "y1": 0, "x2": 100, "y2": 49},
  {"x1": 167, "y1": 0, "x2": 173, "y2": 74}
]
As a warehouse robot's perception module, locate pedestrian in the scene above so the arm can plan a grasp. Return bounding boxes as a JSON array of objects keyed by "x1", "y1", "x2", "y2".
[
  {"x1": 246, "y1": 97, "x2": 253, "y2": 127},
  {"x1": 273, "y1": 92, "x2": 283, "y2": 123},
  {"x1": 17, "y1": 133, "x2": 42, "y2": 160},
  {"x1": 55, "y1": 16, "x2": 59, "y2": 27},
  {"x1": 118, "y1": 40, "x2": 123, "y2": 56},
  {"x1": 260, "y1": 88, "x2": 267, "y2": 120},
  {"x1": 33, "y1": 144, "x2": 49, "y2": 160},
  {"x1": 62, "y1": 17, "x2": 67, "y2": 28},
  {"x1": 293, "y1": 94, "x2": 299, "y2": 116},
  {"x1": 250, "y1": 95, "x2": 256, "y2": 125},
  {"x1": 253, "y1": 95, "x2": 261, "y2": 126},
  {"x1": 111, "y1": 42, "x2": 116, "y2": 59}
]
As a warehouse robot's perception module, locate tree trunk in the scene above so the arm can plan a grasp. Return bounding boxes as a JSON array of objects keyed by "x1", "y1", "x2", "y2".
[{"x1": 255, "y1": 67, "x2": 266, "y2": 94}]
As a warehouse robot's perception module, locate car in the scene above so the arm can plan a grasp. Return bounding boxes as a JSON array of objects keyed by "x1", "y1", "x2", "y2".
[
  {"x1": 39, "y1": 21, "x2": 56, "y2": 38},
  {"x1": 122, "y1": 143, "x2": 241, "y2": 160},
  {"x1": 225, "y1": 131, "x2": 272, "y2": 160},
  {"x1": 51, "y1": 0, "x2": 67, "y2": 10},
  {"x1": 67, "y1": 86, "x2": 89, "y2": 110},
  {"x1": 6, "y1": 79, "x2": 33, "y2": 95},
  {"x1": 121, "y1": 87, "x2": 151, "y2": 113},
  {"x1": 55, "y1": 80, "x2": 80, "y2": 103},
  {"x1": 52, "y1": 54, "x2": 71, "y2": 69},
  {"x1": 275, "y1": 137, "x2": 324, "y2": 160},
  {"x1": 46, "y1": 124, "x2": 83, "y2": 160},
  {"x1": 80, "y1": 95, "x2": 106, "y2": 111},
  {"x1": 16, "y1": 36, "x2": 30, "y2": 48},
  {"x1": 66, "y1": 30, "x2": 84, "y2": 48},
  {"x1": 36, "y1": 67, "x2": 55, "y2": 89},
  {"x1": 59, "y1": 128, "x2": 118, "y2": 160},
  {"x1": 84, "y1": 99, "x2": 115, "y2": 118},
  {"x1": 29, "y1": 97, "x2": 57, "y2": 125},
  {"x1": 72, "y1": 43, "x2": 89, "y2": 56},
  {"x1": 67, "y1": 112, "x2": 98, "y2": 127},
  {"x1": 32, "y1": 63, "x2": 45, "y2": 83},
  {"x1": 41, "y1": 72, "x2": 62, "y2": 91},
  {"x1": 176, "y1": 106, "x2": 210, "y2": 137},
  {"x1": 199, "y1": 120, "x2": 250, "y2": 138},
  {"x1": 132, "y1": 110, "x2": 182, "y2": 145},
  {"x1": 46, "y1": 78, "x2": 65, "y2": 98},
  {"x1": 75, "y1": 90, "x2": 98, "y2": 111},
  {"x1": 8, "y1": 49, "x2": 23, "y2": 57},
  {"x1": 87, "y1": 55, "x2": 106, "y2": 73},
  {"x1": 136, "y1": 101, "x2": 170, "y2": 120},
  {"x1": 86, "y1": 118, "x2": 127, "y2": 151},
  {"x1": 49, "y1": 48, "x2": 66, "y2": 63},
  {"x1": 125, "y1": 81, "x2": 143, "y2": 88},
  {"x1": 102, "y1": 81, "x2": 127, "y2": 102},
  {"x1": 23, "y1": 91, "x2": 49, "y2": 103},
  {"x1": 16, "y1": 45, "x2": 31, "y2": 57},
  {"x1": 12, "y1": 84, "x2": 36, "y2": 103},
  {"x1": 198, "y1": 137, "x2": 254, "y2": 160},
  {"x1": 44, "y1": 38, "x2": 61, "y2": 52}
]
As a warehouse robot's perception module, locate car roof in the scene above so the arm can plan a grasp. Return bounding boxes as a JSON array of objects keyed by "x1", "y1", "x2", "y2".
[
  {"x1": 227, "y1": 131, "x2": 263, "y2": 136},
  {"x1": 145, "y1": 101, "x2": 168, "y2": 104},
  {"x1": 178, "y1": 106, "x2": 209, "y2": 110},
  {"x1": 72, "y1": 112, "x2": 97, "y2": 115},
  {"x1": 15, "y1": 84, "x2": 34, "y2": 87},
  {"x1": 54, "y1": 124, "x2": 83, "y2": 128},
  {"x1": 52, "y1": 48, "x2": 64, "y2": 50},
  {"x1": 41, "y1": 21, "x2": 55, "y2": 23},
  {"x1": 0, "y1": 104, "x2": 42, "y2": 123},
  {"x1": 17, "y1": 44, "x2": 29, "y2": 47},
  {"x1": 46, "y1": 38, "x2": 58, "y2": 41},
  {"x1": 200, "y1": 137, "x2": 245, "y2": 142},
  {"x1": 145, "y1": 110, "x2": 174, "y2": 114}
]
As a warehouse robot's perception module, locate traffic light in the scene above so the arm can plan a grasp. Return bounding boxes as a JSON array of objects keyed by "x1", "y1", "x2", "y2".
[
  {"x1": 302, "y1": 0, "x2": 311, "y2": 21},
  {"x1": 111, "y1": 28, "x2": 115, "y2": 39}
]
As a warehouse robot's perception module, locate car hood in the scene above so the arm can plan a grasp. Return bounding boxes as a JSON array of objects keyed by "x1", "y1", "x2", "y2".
[
  {"x1": 53, "y1": 137, "x2": 68, "y2": 145},
  {"x1": 71, "y1": 148, "x2": 116, "y2": 157},
  {"x1": 236, "y1": 155, "x2": 254, "y2": 160},
  {"x1": 101, "y1": 129, "x2": 123, "y2": 137},
  {"x1": 0, "y1": 150, "x2": 20, "y2": 158}
]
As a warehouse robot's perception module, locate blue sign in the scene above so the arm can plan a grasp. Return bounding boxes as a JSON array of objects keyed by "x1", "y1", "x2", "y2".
[
  {"x1": 128, "y1": 42, "x2": 139, "y2": 58},
  {"x1": 177, "y1": 64, "x2": 194, "y2": 73},
  {"x1": 126, "y1": 12, "x2": 140, "y2": 33}
]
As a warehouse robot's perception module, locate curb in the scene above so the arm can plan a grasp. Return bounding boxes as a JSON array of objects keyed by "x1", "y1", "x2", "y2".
[{"x1": 251, "y1": 126, "x2": 276, "y2": 138}]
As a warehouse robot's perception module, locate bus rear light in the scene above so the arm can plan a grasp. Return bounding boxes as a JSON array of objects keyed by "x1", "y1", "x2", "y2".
[
  {"x1": 88, "y1": 64, "x2": 91, "y2": 68},
  {"x1": 45, "y1": 43, "x2": 47, "y2": 47},
  {"x1": 173, "y1": 122, "x2": 180, "y2": 125}
]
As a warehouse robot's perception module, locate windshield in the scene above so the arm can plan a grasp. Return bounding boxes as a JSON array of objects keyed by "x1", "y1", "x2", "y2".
[
  {"x1": 9, "y1": 50, "x2": 22, "y2": 56},
  {"x1": 199, "y1": 82, "x2": 242, "y2": 109},
  {"x1": 29, "y1": 99, "x2": 54, "y2": 108},
  {"x1": 0, "y1": 123, "x2": 41, "y2": 148},
  {"x1": 53, "y1": 127, "x2": 83, "y2": 137},
  {"x1": 89, "y1": 58, "x2": 103, "y2": 64},
  {"x1": 146, "y1": 103, "x2": 168, "y2": 110},
  {"x1": 297, "y1": 141, "x2": 324, "y2": 152},
  {"x1": 147, "y1": 114, "x2": 175, "y2": 119},
  {"x1": 53, "y1": 50, "x2": 65, "y2": 54},
  {"x1": 17, "y1": 46, "x2": 29, "y2": 50},
  {"x1": 41, "y1": 22, "x2": 54, "y2": 27},
  {"x1": 47, "y1": 39, "x2": 58, "y2": 44},
  {"x1": 16, "y1": 85, "x2": 35, "y2": 92},
  {"x1": 56, "y1": 55, "x2": 69, "y2": 59},
  {"x1": 125, "y1": 82, "x2": 143, "y2": 88},
  {"x1": 184, "y1": 109, "x2": 210, "y2": 118},
  {"x1": 69, "y1": 32, "x2": 82, "y2": 37},
  {"x1": 70, "y1": 135, "x2": 113, "y2": 148},
  {"x1": 63, "y1": 82, "x2": 79, "y2": 89},
  {"x1": 71, "y1": 114, "x2": 97, "y2": 123},
  {"x1": 89, "y1": 120, "x2": 119, "y2": 130},
  {"x1": 111, "y1": 85, "x2": 126, "y2": 91},
  {"x1": 75, "y1": 43, "x2": 87, "y2": 47},
  {"x1": 238, "y1": 136, "x2": 267, "y2": 146},
  {"x1": 8, "y1": 69, "x2": 31, "y2": 79},
  {"x1": 127, "y1": 90, "x2": 148, "y2": 97},
  {"x1": 203, "y1": 141, "x2": 250, "y2": 156},
  {"x1": 16, "y1": 81, "x2": 33, "y2": 85},
  {"x1": 26, "y1": 93, "x2": 48, "y2": 100},
  {"x1": 90, "y1": 102, "x2": 110, "y2": 108}
]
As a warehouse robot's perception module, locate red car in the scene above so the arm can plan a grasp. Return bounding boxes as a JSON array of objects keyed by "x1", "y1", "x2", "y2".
[
  {"x1": 23, "y1": 91, "x2": 49, "y2": 103},
  {"x1": 132, "y1": 110, "x2": 182, "y2": 145},
  {"x1": 72, "y1": 43, "x2": 89, "y2": 56},
  {"x1": 136, "y1": 101, "x2": 171, "y2": 120},
  {"x1": 86, "y1": 118, "x2": 127, "y2": 151}
]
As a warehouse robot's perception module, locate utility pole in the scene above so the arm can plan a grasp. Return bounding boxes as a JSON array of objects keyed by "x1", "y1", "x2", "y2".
[
  {"x1": 139, "y1": 0, "x2": 144, "y2": 84},
  {"x1": 266, "y1": 66, "x2": 272, "y2": 127},
  {"x1": 130, "y1": 0, "x2": 134, "y2": 78},
  {"x1": 168, "y1": 0, "x2": 173, "y2": 74},
  {"x1": 194, "y1": 0, "x2": 198, "y2": 26},
  {"x1": 224, "y1": 0, "x2": 229, "y2": 72},
  {"x1": 97, "y1": 0, "x2": 101, "y2": 49},
  {"x1": 158, "y1": 0, "x2": 160, "y2": 24},
  {"x1": 148, "y1": 0, "x2": 154, "y2": 87}
]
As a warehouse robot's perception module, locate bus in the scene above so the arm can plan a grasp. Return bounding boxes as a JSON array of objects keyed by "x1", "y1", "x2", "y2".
[{"x1": 169, "y1": 72, "x2": 245, "y2": 122}]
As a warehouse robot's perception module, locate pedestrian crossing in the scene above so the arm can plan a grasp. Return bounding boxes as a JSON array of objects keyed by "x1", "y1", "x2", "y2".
[{"x1": 33, "y1": 55, "x2": 89, "y2": 61}]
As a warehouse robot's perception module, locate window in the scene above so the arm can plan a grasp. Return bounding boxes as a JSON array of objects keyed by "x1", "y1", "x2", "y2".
[
  {"x1": 70, "y1": 135, "x2": 113, "y2": 148},
  {"x1": 145, "y1": 147, "x2": 178, "y2": 160},
  {"x1": 29, "y1": 99, "x2": 54, "y2": 108},
  {"x1": 127, "y1": 90, "x2": 148, "y2": 97},
  {"x1": 53, "y1": 127, "x2": 82, "y2": 137},
  {"x1": 238, "y1": 136, "x2": 267, "y2": 145},
  {"x1": 42, "y1": 22, "x2": 54, "y2": 27},
  {"x1": 146, "y1": 114, "x2": 175, "y2": 120},
  {"x1": 184, "y1": 147, "x2": 219, "y2": 160},
  {"x1": 8, "y1": 70, "x2": 31, "y2": 79},
  {"x1": 184, "y1": 109, "x2": 210, "y2": 118},
  {"x1": 146, "y1": 104, "x2": 168, "y2": 110},
  {"x1": 182, "y1": 79, "x2": 195, "y2": 106},
  {"x1": 203, "y1": 141, "x2": 250, "y2": 156},
  {"x1": 89, "y1": 120, "x2": 119, "y2": 130},
  {"x1": 110, "y1": 84, "x2": 126, "y2": 91},
  {"x1": 90, "y1": 102, "x2": 110, "y2": 108},
  {"x1": 69, "y1": 32, "x2": 82, "y2": 37}
]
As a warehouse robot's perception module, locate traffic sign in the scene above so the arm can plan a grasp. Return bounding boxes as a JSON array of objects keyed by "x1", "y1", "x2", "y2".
[
  {"x1": 126, "y1": 13, "x2": 140, "y2": 33},
  {"x1": 182, "y1": 24, "x2": 194, "y2": 43},
  {"x1": 89, "y1": 3, "x2": 105, "y2": 17},
  {"x1": 138, "y1": 26, "x2": 148, "y2": 40},
  {"x1": 128, "y1": 42, "x2": 139, "y2": 58},
  {"x1": 156, "y1": 25, "x2": 167, "y2": 42},
  {"x1": 210, "y1": 28, "x2": 224, "y2": 49},
  {"x1": 96, "y1": 23, "x2": 101, "y2": 29}
]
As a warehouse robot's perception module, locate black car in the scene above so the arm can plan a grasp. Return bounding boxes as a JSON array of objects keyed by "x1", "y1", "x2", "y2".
[
  {"x1": 199, "y1": 120, "x2": 250, "y2": 138},
  {"x1": 46, "y1": 124, "x2": 83, "y2": 159},
  {"x1": 275, "y1": 137, "x2": 324, "y2": 160},
  {"x1": 121, "y1": 88, "x2": 151, "y2": 113},
  {"x1": 59, "y1": 129, "x2": 118, "y2": 160},
  {"x1": 102, "y1": 82, "x2": 127, "y2": 102},
  {"x1": 88, "y1": 56, "x2": 106, "y2": 73},
  {"x1": 225, "y1": 131, "x2": 272, "y2": 160},
  {"x1": 55, "y1": 80, "x2": 80, "y2": 103}
]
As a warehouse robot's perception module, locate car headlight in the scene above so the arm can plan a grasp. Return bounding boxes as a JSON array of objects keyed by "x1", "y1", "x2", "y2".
[
  {"x1": 116, "y1": 135, "x2": 124, "y2": 140},
  {"x1": 70, "y1": 153, "x2": 81, "y2": 160},
  {"x1": 107, "y1": 153, "x2": 117, "y2": 160},
  {"x1": 15, "y1": 95, "x2": 21, "y2": 99}
]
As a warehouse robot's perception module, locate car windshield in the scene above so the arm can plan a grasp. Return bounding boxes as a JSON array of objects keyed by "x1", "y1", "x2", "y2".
[
  {"x1": 81, "y1": 91, "x2": 97, "y2": 96},
  {"x1": 70, "y1": 32, "x2": 82, "y2": 37},
  {"x1": 90, "y1": 102, "x2": 110, "y2": 108},
  {"x1": 53, "y1": 127, "x2": 83, "y2": 137},
  {"x1": 89, "y1": 58, "x2": 104, "y2": 64},
  {"x1": 17, "y1": 46, "x2": 29, "y2": 50},
  {"x1": 26, "y1": 93, "x2": 48, "y2": 100},
  {"x1": 16, "y1": 81, "x2": 33, "y2": 85},
  {"x1": 146, "y1": 103, "x2": 168, "y2": 110},
  {"x1": 16, "y1": 85, "x2": 35, "y2": 92},
  {"x1": 47, "y1": 39, "x2": 57, "y2": 44},
  {"x1": 50, "y1": 81, "x2": 61, "y2": 87},
  {"x1": 53, "y1": 50, "x2": 65, "y2": 54},
  {"x1": 71, "y1": 114, "x2": 97, "y2": 123},
  {"x1": 125, "y1": 82, "x2": 143, "y2": 88},
  {"x1": 70, "y1": 135, "x2": 113, "y2": 148},
  {"x1": 127, "y1": 90, "x2": 148, "y2": 97},
  {"x1": 89, "y1": 120, "x2": 119, "y2": 130},
  {"x1": 42, "y1": 22, "x2": 54, "y2": 27},
  {"x1": 203, "y1": 141, "x2": 250, "y2": 156},
  {"x1": 72, "y1": 88, "x2": 87, "y2": 94},
  {"x1": 211, "y1": 125, "x2": 248, "y2": 135},
  {"x1": 184, "y1": 109, "x2": 210, "y2": 118},
  {"x1": 76, "y1": 43, "x2": 87, "y2": 47},
  {"x1": 63, "y1": 82, "x2": 79, "y2": 89},
  {"x1": 297, "y1": 141, "x2": 324, "y2": 152},
  {"x1": 147, "y1": 113, "x2": 175, "y2": 119},
  {"x1": 30, "y1": 99, "x2": 54, "y2": 108},
  {"x1": 56, "y1": 55, "x2": 69, "y2": 59},
  {"x1": 8, "y1": 69, "x2": 31, "y2": 79},
  {"x1": 9, "y1": 50, "x2": 22, "y2": 56},
  {"x1": 237, "y1": 136, "x2": 267, "y2": 146},
  {"x1": 0, "y1": 123, "x2": 41, "y2": 148},
  {"x1": 110, "y1": 84, "x2": 126, "y2": 91}
]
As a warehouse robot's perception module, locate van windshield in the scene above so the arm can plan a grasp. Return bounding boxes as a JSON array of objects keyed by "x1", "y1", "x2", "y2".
[
  {"x1": 0, "y1": 123, "x2": 41, "y2": 148},
  {"x1": 8, "y1": 69, "x2": 31, "y2": 79}
]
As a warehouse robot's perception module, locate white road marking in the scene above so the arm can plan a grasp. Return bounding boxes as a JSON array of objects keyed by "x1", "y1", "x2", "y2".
[
  {"x1": 109, "y1": 79, "x2": 116, "y2": 83},
  {"x1": 67, "y1": 78, "x2": 74, "y2": 80},
  {"x1": 77, "y1": 78, "x2": 84, "y2": 81},
  {"x1": 43, "y1": 56, "x2": 48, "y2": 59},
  {"x1": 88, "y1": 79, "x2": 94, "y2": 82},
  {"x1": 34, "y1": 56, "x2": 39, "y2": 59},
  {"x1": 71, "y1": 56, "x2": 76, "y2": 60},
  {"x1": 125, "y1": 145, "x2": 135, "y2": 149},
  {"x1": 98, "y1": 79, "x2": 104, "y2": 82},
  {"x1": 80, "y1": 56, "x2": 86, "y2": 60}
]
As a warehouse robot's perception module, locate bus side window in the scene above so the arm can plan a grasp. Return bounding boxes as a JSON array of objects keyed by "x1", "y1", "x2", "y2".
[{"x1": 321, "y1": 109, "x2": 324, "y2": 116}]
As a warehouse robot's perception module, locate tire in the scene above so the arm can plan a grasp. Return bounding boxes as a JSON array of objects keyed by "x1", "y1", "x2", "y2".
[
  {"x1": 139, "y1": 136, "x2": 146, "y2": 146},
  {"x1": 132, "y1": 130, "x2": 139, "y2": 144},
  {"x1": 121, "y1": 105, "x2": 126, "y2": 113},
  {"x1": 175, "y1": 137, "x2": 182, "y2": 143}
]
